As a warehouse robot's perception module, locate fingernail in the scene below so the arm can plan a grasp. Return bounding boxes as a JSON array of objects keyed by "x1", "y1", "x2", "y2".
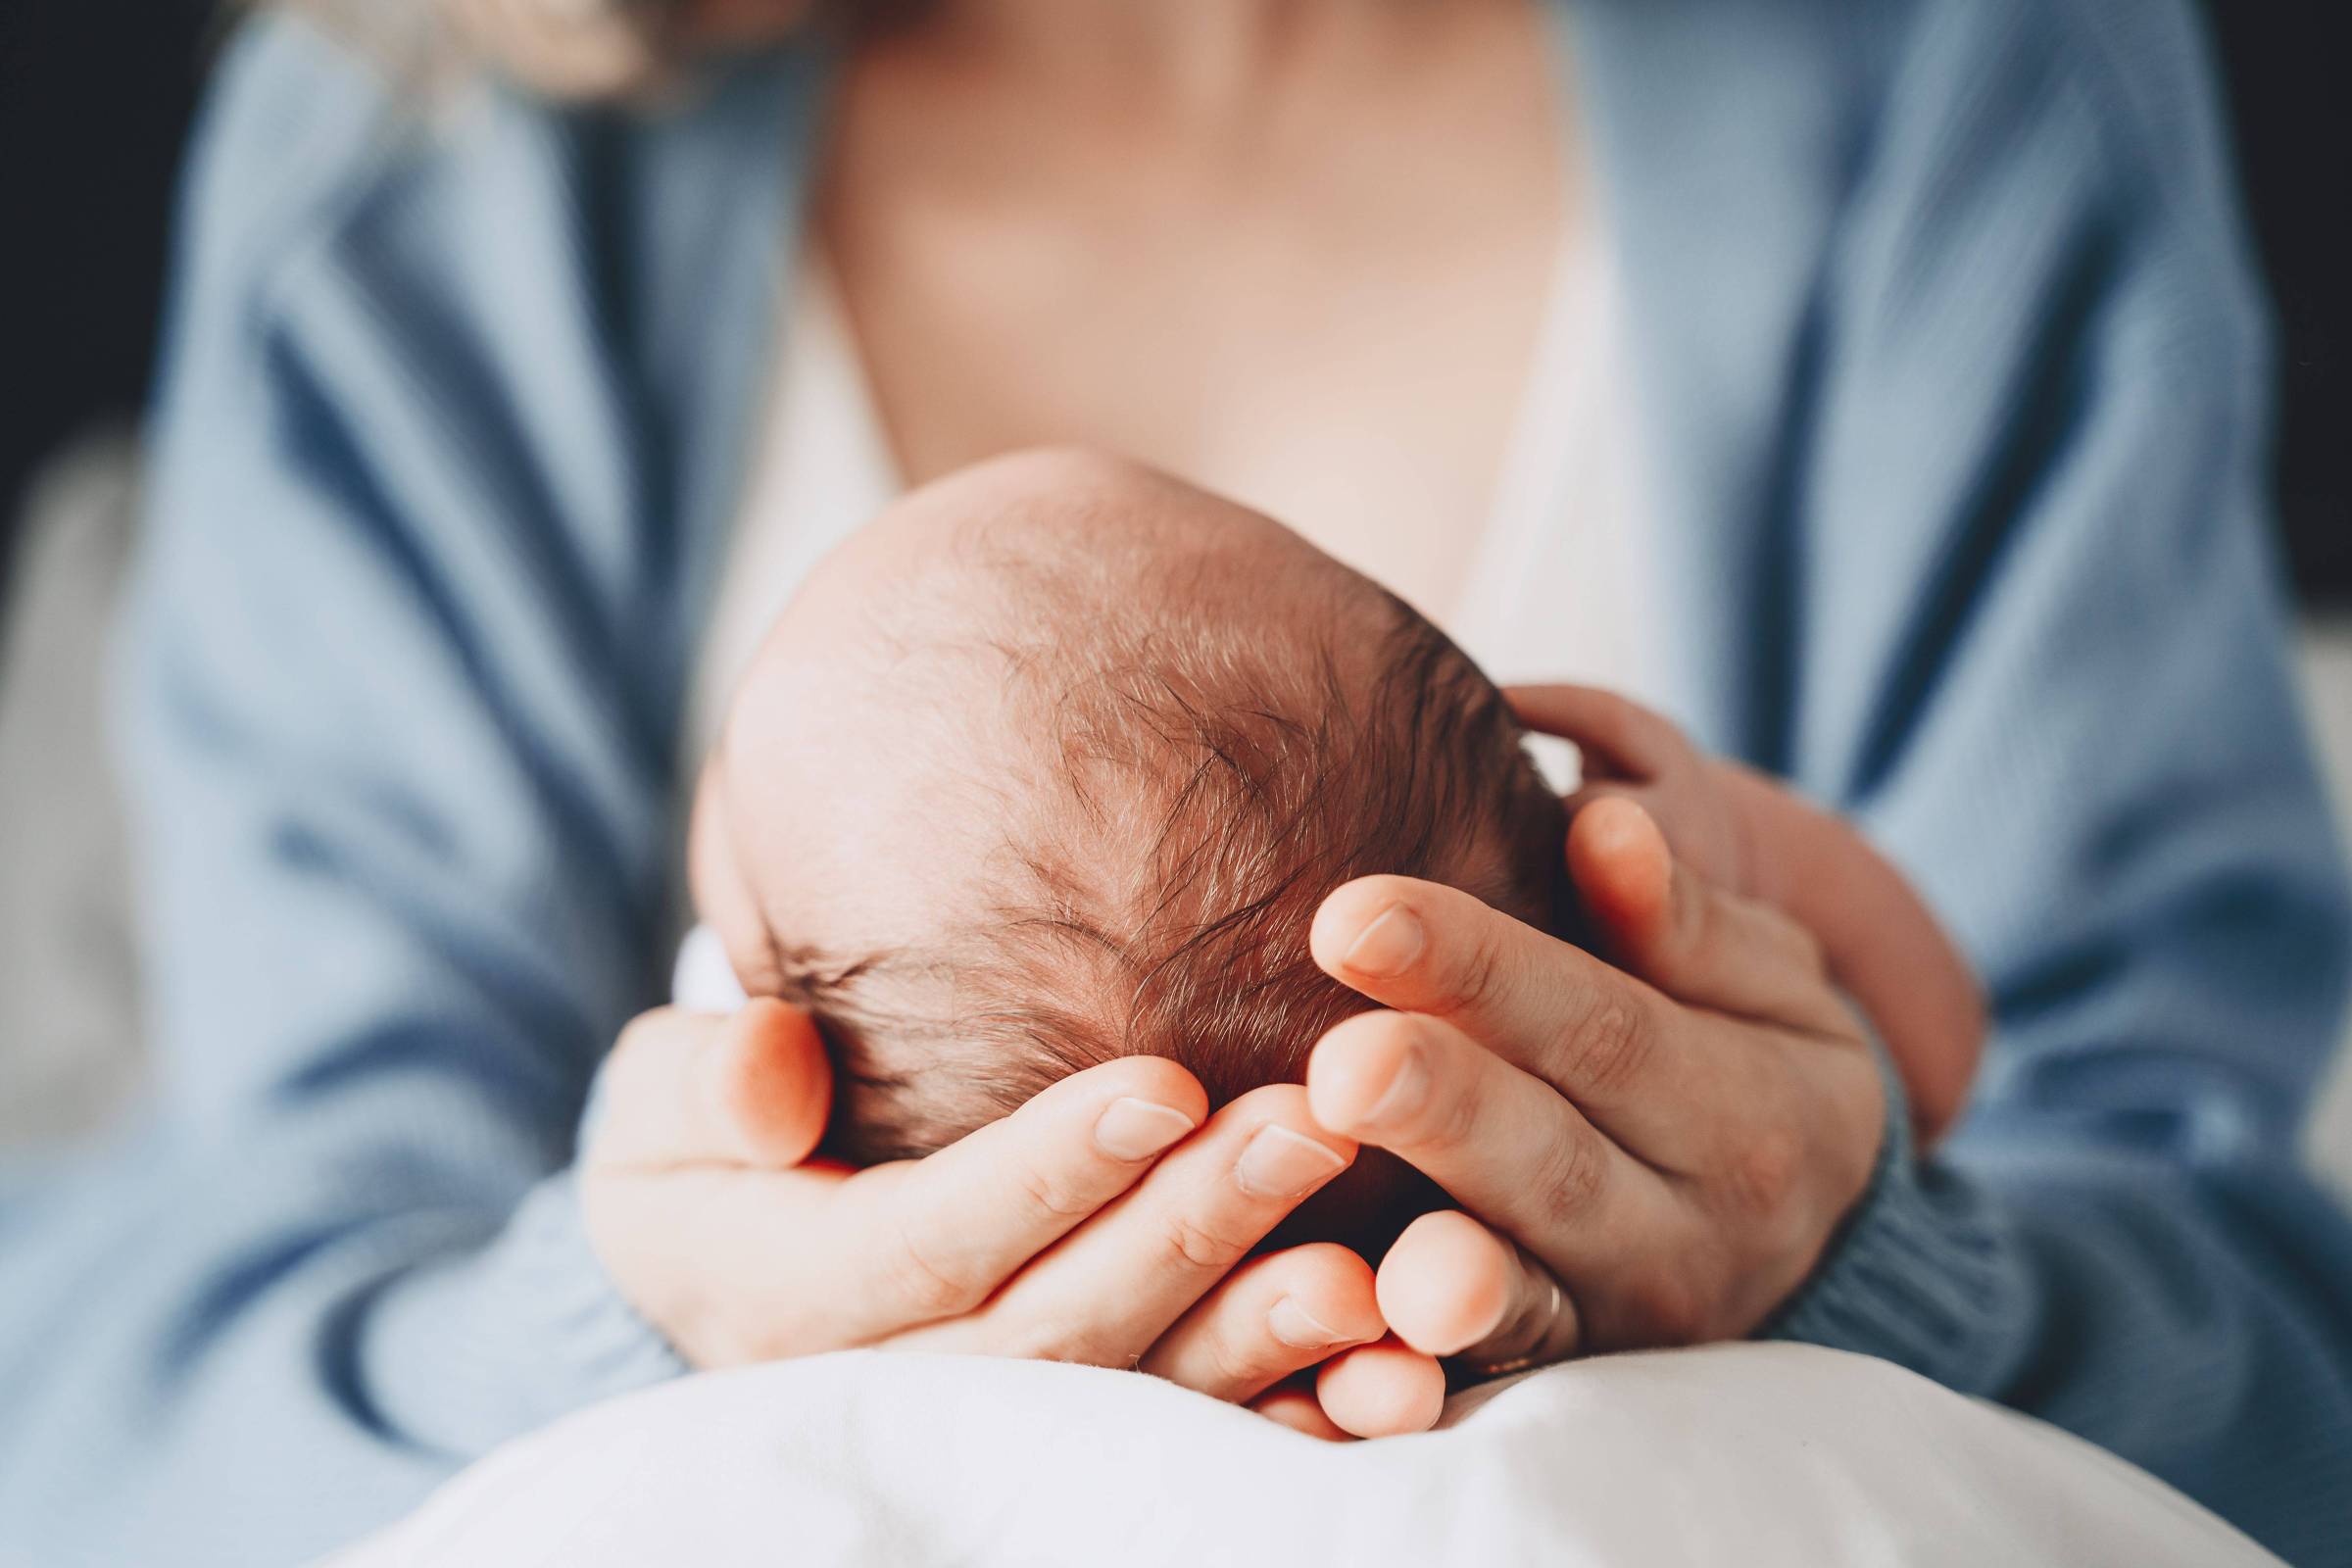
[
  {"x1": 1356, "y1": 1044, "x2": 1431, "y2": 1131},
  {"x1": 1343, "y1": 906, "x2": 1425, "y2": 977},
  {"x1": 1268, "y1": 1297, "x2": 1348, "y2": 1349},
  {"x1": 1095, "y1": 1098, "x2": 1199, "y2": 1161},
  {"x1": 1237, "y1": 1125, "x2": 1348, "y2": 1200}
]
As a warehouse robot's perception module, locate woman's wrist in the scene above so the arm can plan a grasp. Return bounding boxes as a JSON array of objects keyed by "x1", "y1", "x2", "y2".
[
  {"x1": 1757, "y1": 1033, "x2": 2022, "y2": 1393},
  {"x1": 361, "y1": 1168, "x2": 688, "y2": 1458},
  {"x1": 513, "y1": 1167, "x2": 695, "y2": 1386}
]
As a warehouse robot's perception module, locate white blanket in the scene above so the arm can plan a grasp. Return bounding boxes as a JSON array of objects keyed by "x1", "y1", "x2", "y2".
[{"x1": 335, "y1": 1343, "x2": 2275, "y2": 1567}]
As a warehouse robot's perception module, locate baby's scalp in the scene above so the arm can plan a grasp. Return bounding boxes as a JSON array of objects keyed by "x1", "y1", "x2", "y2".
[{"x1": 698, "y1": 450, "x2": 1565, "y2": 1217}]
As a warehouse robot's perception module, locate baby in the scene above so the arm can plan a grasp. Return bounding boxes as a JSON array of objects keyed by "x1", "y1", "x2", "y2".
[{"x1": 689, "y1": 449, "x2": 1977, "y2": 1246}]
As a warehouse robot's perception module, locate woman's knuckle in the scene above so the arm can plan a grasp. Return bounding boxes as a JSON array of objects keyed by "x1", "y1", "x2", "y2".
[
  {"x1": 885, "y1": 1221, "x2": 982, "y2": 1319},
  {"x1": 1166, "y1": 1211, "x2": 1245, "y2": 1273},
  {"x1": 1452, "y1": 932, "x2": 1512, "y2": 1015},
  {"x1": 1571, "y1": 996, "x2": 1652, "y2": 1095},
  {"x1": 1419, "y1": 1066, "x2": 1484, "y2": 1153},
  {"x1": 1018, "y1": 1160, "x2": 1098, "y2": 1222},
  {"x1": 1535, "y1": 1129, "x2": 1607, "y2": 1228},
  {"x1": 1203, "y1": 1324, "x2": 1271, "y2": 1390},
  {"x1": 1724, "y1": 1126, "x2": 1802, "y2": 1217}
]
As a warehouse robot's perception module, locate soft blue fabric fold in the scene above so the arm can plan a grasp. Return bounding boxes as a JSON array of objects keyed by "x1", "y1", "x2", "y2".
[{"x1": 3, "y1": 4, "x2": 2348, "y2": 1564}]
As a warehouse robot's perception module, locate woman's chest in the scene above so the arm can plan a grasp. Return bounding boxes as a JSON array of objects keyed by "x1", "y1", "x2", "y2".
[{"x1": 817, "y1": 4, "x2": 1571, "y2": 622}]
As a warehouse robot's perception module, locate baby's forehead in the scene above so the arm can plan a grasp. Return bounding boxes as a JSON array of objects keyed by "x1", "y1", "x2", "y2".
[
  {"x1": 750, "y1": 466, "x2": 1376, "y2": 743},
  {"x1": 829, "y1": 457, "x2": 1338, "y2": 639},
  {"x1": 711, "y1": 451, "x2": 1400, "y2": 954}
]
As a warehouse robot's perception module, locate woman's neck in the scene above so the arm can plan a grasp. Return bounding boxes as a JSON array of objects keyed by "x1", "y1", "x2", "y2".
[{"x1": 905, "y1": 0, "x2": 1411, "y2": 111}]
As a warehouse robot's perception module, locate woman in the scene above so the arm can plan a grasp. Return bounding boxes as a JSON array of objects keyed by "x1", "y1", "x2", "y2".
[{"x1": 3, "y1": 0, "x2": 2348, "y2": 1562}]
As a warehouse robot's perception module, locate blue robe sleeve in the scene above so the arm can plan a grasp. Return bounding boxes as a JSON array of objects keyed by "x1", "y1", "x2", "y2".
[
  {"x1": 1761, "y1": 7, "x2": 2352, "y2": 1561},
  {"x1": 0, "y1": 22, "x2": 686, "y2": 1566}
]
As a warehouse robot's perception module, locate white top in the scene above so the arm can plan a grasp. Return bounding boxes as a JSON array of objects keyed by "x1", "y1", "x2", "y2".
[{"x1": 685, "y1": 234, "x2": 1660, "y2": 784}]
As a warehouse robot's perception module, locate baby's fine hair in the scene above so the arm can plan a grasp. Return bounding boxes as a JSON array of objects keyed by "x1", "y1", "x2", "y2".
[{"x1": 775, "y1": 526, "x2": 1569, "y2": 1164}]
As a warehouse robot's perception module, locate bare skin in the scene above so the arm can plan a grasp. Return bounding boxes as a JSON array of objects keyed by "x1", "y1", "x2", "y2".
[
  {"x1": 591, "y1": 450, "x2": 1449, "y2": 1434},
  {"x1": 575, "y1": 0, "x2": 1560, "y2": 1434},
  {"x1": 819, "y1": 0, "x2": 1566, "y2": 625},
  {"x1": 580, "y1": 0, "x2": 1943, "y2": 1435},
  {"x1": 681, "y1": 451, "x2": 1458, "y2": 1431},
  {"x1": 601, "y1": 449, "x2": 1952, "y2": 1431},
  {"x1": 1523, "y1": 685, "x2": 1984, "y2": 1142},
  {"x1": 1306, "y1": 788, "x2": 1886, "y2": 1372}
]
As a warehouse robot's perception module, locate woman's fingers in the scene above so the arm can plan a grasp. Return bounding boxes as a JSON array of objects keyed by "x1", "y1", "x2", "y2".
[
  {"x1": 1313, "y1": 1339, "x2": 1449, "y2": 1438},
  {"x1": 1375, "y1": 1210, "x2": 1580, "y2": 1373},
  {"x1": 1502, "y1": 683, "x2": 1690, "y2": 780},
  {"x1": 838, "y1": 1056, "x2": 1209, "y2": 1333},
  {"x1": 583, "y1": 1163, "x2": 860, "y2": 1365},
  {"x1": 584, "y1": 1054, "x2": 1207, "y2": 1364},
  {"x1": 1370, "y1": 1208, "x2": 1528, "y2": 1355},
  {"x1": 1250, "y1": 1383, "x2": 1353, "y2": 1442},
  {"x1": 1310, "y1": 877, "x2": 1706, "y2": 1158},
  {"x1": 1567, "y1": 798, "x2": 1850, "y2": 1036},
  {"x1": 589, "y1": 1000, "x2": 833, "y2": 1170},
  {"x1": 1139, "y1": 1243, "x2": 1385, "y2": 1401},
  {"x1": 1305, "y1": 1008, "x2": 1671, "y2": 1289},
  {"x1": 890, "y1": 1085, "x2": 1355, "y2": 1365}
]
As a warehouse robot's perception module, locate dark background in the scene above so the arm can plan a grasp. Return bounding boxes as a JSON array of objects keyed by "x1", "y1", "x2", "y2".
[{"x1": 1, "y1": 2, "x2": 2346, "y2": 618}]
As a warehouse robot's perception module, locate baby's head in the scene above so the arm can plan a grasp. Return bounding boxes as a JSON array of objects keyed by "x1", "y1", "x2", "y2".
[{"x1": 693, "y1": 450, "x2": 1564, "y2": 1234}]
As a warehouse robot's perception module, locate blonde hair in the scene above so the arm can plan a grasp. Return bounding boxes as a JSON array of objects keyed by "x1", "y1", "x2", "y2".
[{"x1": 279, "y1": 0, "x2": 815, "y2": 98}]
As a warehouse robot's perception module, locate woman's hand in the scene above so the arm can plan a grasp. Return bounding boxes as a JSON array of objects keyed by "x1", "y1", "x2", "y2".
[
  {"x1": 578, "y1": 1001, "x2": 1436, "y2": 1431},
  {"x1": 1516, "y1": 683, "x2": 1983, "y2": 1141},
  {"x1": 1303, "y1": 796, "x2": 1886, "y2": 1373}
]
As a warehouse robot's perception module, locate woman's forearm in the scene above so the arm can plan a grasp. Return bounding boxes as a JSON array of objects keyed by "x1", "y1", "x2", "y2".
[
  {"x1": 1771, "y1": 1083, "x2": 2352, "y2": 1568},
  {"x1": 0, "y1": 1146, "x2": 679, "y2": 1564}
]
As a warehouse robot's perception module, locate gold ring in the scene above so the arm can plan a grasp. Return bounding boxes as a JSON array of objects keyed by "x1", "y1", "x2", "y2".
[{"x1": 1462, "y1": 1275, "x2": 1567, "y2": 1379}]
